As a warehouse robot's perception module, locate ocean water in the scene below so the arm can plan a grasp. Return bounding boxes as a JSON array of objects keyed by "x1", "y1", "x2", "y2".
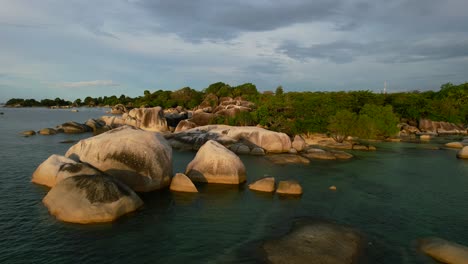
[{"x1": 0, "y1": 107, "x2": 467, "y2": 264}]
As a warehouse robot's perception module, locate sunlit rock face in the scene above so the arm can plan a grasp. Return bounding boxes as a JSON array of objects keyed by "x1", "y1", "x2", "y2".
[
  {"x1": 249, "y1": 177, "x2": 275, "y2": 193},
  {"x1": 457, "y1": 146, "x2": 468, "y2": 159},
  {"x1": 276, "y1": 180, "x2": 303, "y2": 196},
  {"x1": 101, "y1": 107, "x2": 169, "y2": 132},
  {"x1": 170, "y1": 173, "x2": 198, "y2": 193},
  {"x1": 43, "y1": 174, "x2": 143, "y2": 224},
  {"x1": 65, "y1": 126, "x2": 172, "y2": 192},
  {"x1": 32, "y1": 154, "x2": 101, "y2": 188},
  {"x1": 185, "y1": 140, "x2": 246, "y2": 184}
]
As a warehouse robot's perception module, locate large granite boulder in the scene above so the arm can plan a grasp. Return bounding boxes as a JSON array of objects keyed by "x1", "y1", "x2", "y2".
[
  {"x1": 127, "y1": 107, "x2": 168, "y2": 132},
  {"x1": 249, "y1": 177, "x2": 275, "y2": 193},
  {"x1": 174, "y1": 120, "x2": 197, "y2": 133},
  {"x1": 292, "y1": 135, "x2": 306, "y2": 152},
  {"x1": 419, "y1": 237, "x2": 468, "y2": 264},
  {"x1": 190, "y1": 111, "x2": 215, "y2": 126},
  {"x1": 32, "y1": 154, "x2": 101, "y2": 187},
  {"x1": 43, "y1": 174, "x2": 143, "y2": 224},
  {"x1": 85, "y1": 119, "x2": 106, "y2": 134},
  {"x1": 170, "y1": 125, "x2": 291, "y2": 153},
  {"x1": 419, "y1": 119, "x2": 467, "y2": 135},
  {"x1": 276, "y1": 180, "x2": 303, "y2": 195},
  {"x1": 185, "y1": 140, "x2": 246, "y2": 184},
  {"x1": 58, "y1": 121, "x2": 91, "y2": 134},
  {"x1": 65, "y1": 126, "x2": 172, "y2": 192},
  {"x1": 263, "y1": 221, "x2": 363, "y2": 264},
  {"x1": 457, "y1": 146, "x2": 468, "y2": 159},
  {"x1": 170, "y1": 173, "x2": 198, "y2": 193}
]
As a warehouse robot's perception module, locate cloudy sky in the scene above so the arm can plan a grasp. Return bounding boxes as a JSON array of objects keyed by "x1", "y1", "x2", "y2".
[{"x1": 1, "y1": 0, "x2": 468, "y2": 102}]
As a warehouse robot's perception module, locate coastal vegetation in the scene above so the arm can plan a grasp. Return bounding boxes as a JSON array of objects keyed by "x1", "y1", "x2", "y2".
[{"x1": 6, "y1": 82, "x2": 468, "y2": 139}]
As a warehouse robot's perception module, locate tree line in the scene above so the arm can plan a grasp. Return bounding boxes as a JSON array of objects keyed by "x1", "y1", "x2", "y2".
[{"x1": 5, "y1": 82, "x2": 468, "y2": 138}]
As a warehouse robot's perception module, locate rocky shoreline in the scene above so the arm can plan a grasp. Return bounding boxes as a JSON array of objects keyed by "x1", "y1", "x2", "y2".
[{"x1": 22, "y1": 104, "x2": 468, "y2": 263}]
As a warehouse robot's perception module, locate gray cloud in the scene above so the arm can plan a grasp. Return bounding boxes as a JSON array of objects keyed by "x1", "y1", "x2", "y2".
[
  {"x1": 58, "y1": 80, "x2": 120, "y2": 88},
  {"x1": 137, "y1": 0, "x2": 346, "y2": 40},
  {"x1": 279, "y1": 39, "x2": 468, "y2": 64}
]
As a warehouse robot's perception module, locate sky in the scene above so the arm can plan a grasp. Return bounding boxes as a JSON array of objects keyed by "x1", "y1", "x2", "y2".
[{"x1": 1, "y1": 0, "x2": 468, "y2": 102}]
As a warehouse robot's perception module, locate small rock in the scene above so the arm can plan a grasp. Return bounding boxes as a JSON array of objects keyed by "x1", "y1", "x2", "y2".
[
  {"x1": 457, "y1": 146, "x2": 468, "y2": 159},
  {"x1": 59, "y1": 140, "x2": 77, "y2": 144},
  {"x1": 251, "y1": 147, "x2": 265, "y2": 156},
  {"x1": 329, "y1": 185, "x2": 337, "y2": 191},
  {"x1": 58, "y1": 121, "x2": 90, "y2": 134},
  {"x1": 330, "y1": 150, "x2": 353, "y2": 160},
  {"x1": 249, "y1": 177, "x2": 275, "y2": 193},
  {"x1": 39, "y1": 128, "x2": 57, "y2": 135},
  {"x1": 368, "y1": 145, "x2": 377, "y2": 151},
  {"x1": 420, "y1": 134, "x2": 431, "y2": 141},
  {"x1": 288, "y1": 148, "x2": 298, "y2": 154},
  {"x1": 352, "y1": 145, "x2": 368, "y2": 151},
  {"x1": 419, "y1": 237, "x2": 468, "y2": 264},
  {"x1": 276, "y1": 180, "x2": 302, "y2": 195},
  {"x1": 445, "y1": 142, "x2": 464, "y2": 149},
  {"x1": 21, "y1": 130, "x2": 36, "y2": 136},
  {"x1": 170, "y1": 173, "x2": 198, "y2": 193}
]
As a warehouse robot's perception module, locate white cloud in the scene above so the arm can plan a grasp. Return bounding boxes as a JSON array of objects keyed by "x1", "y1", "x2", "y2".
[{"x1": 58, "y1": 80, "x2": 119, "y2": 88}]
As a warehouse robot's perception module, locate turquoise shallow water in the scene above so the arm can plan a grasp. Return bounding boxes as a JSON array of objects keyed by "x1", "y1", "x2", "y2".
[{"x1": 0, "y1": 107, "x2": 467, "y2": 263}]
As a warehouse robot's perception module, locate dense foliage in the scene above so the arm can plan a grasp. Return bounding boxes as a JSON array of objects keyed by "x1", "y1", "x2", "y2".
[{"x1": 5, "y1": 82, "x2": 468, "y2": 138}]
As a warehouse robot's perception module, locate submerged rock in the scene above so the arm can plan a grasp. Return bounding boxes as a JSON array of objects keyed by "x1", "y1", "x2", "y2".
[
  {"x1": 250, "y1": 147, "x2": 266, "y2": 156},
  {"x1": 302, "y1": 148, "x2": 336, "y2": 160},
  {"x1": 330, "y1": 150, "x2": 354, "y2": 160},
  {"x1": 43, "y1": 174, "x2": 143, "y2": 224},
  {"x1": 457, "y1": 146, "x2": 468, "y2": 159},
  {"x1": 266, "y1": 154, "x2": 310, "y2": 165},
  {"x1": 170, "y1": 173, "x2": 198, "y2": 193},
  {"x1": 263, "y1": 221, "x2": 363, "y2": 264},
  {"x1": 419, "y1": 237, "x2": 468, "y2": 264},
  {"x1": 65, "y1": 126, "x2": 172, "y2": 192},
  {"x1": 249, "y1": 177, "x2": 275, "y2": 193},
  {"x1": 185, "y1": 140, "x2": 246, "y2": 184},
  {"x1": 32, "y1": 154, "x2": 101, "y2": 188},
  {"x1": 276, "y1": 180, "x2": 303, "y2": 195},
  {"x1": 21, "y1": 130, "x2": 36, "y2": 136}
]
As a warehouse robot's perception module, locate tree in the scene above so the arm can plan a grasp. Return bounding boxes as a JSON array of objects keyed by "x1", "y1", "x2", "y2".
[
  {"x1": 359, "y1": 104, "x2": 399, "y2": 138},
  {"x1": 275, "y1": 85, "x2": 284, "y2": 96},
  {"x1": 327, "y1": 110, "x2": 358, "y2": 143}
]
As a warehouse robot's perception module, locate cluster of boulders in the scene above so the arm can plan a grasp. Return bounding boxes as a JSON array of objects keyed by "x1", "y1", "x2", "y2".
[
  {"x1": 399, "y1": 118, "x2": 467, "y2": 137},
  {"x1": 32, "y1": 127, "x2": 303, "y2": 224},
  {"x1": 191, "y1": 95, "x2": 254, "y2": 124},
  {"x1": 248, "y1": 177, "x2": 303, "y2": 195},
  {"x1": 21, "y1": 119, "x2": 110, "y2": 137}
]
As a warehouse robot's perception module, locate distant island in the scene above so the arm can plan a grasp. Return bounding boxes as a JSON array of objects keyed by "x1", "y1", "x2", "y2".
[{"x1": 5, "y1": 81, "x2": 468, "y2": 140}]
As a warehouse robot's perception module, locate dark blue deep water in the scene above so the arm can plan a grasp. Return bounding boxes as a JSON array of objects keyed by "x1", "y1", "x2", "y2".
[{"x1": 0, "y1": 107, "x2": 467, "y2": 263}]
